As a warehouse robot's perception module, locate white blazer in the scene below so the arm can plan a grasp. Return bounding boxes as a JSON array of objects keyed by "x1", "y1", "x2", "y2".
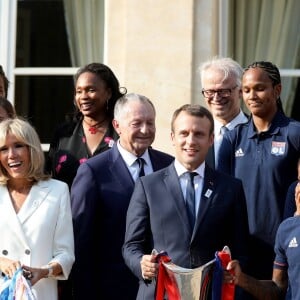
[{"x1": 0, "y1": 179, "x2": 75, "y2": 300}]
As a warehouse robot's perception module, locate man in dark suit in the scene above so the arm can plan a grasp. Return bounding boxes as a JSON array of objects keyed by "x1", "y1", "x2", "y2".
[
  {"x1": 70, "y1": 93, "x2": 173, "y2": 300},
  {"x1": 123, "y1": 104, "x2": 249, "y2": 300},
  {"x1": 199, "y1": 57, "x2": 248, "y2": 169}
]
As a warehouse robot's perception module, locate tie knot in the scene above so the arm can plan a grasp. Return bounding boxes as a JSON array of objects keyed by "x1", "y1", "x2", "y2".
[
  {"x1": 137, "y1": 157, "x2": 145, "y2": 167},
  {"x1": 220, "y1": 126, "x2": 229, "y2": 135},
  {"x1": 187, "y1": 172, "x2": 198, "y2": 183}
]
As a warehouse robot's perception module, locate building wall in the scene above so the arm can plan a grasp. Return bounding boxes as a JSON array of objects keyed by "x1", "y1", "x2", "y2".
[
  {"x1": 105, "y1": 0, "x2": 216, "y2": 155},
  {"x1": 0, "y1": 0, "x2": 217, "y2": 155}
]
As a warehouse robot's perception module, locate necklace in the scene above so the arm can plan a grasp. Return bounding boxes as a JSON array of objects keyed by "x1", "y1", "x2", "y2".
[
  {"x1": 83, "y1": 118, "x2": 108, "y2": 135},
  {"x1": 88, "y1": 126, "x2": 98, "y2": 134}
]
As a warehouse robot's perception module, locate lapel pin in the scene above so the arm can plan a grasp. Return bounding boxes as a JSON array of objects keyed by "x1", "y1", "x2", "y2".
[{"x1": 204, "y1": 189, "x2": 212, "y2": 198}]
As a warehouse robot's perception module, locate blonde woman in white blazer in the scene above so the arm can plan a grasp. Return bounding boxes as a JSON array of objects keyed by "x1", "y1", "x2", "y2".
[{"x1": 0, "y1": 118, "x2": 74, "y2": 300}]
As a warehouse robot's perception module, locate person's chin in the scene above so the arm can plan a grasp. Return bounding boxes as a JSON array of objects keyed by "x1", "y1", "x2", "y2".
[
  {"x1": 214, "y1": 106, "x2": 228, "y2": 115},
  {"x1": 181, "y1": 161, "x2": 199, "y2": 171},
  {"x1": 183, "y1": 156, "x2": 199, "y2": 165},
  {"x1": 248, "y1": 106, "x2": 263, "y2": 116},
  {"x1": 134, "y1": 145, "x2": 150, "y2": 156},
  {"x1": 136, "y1": 139, "x2": 153, "y2": 147},
  {"x1": 80, "y1": 109, "x2": 96, "y2": 117}
]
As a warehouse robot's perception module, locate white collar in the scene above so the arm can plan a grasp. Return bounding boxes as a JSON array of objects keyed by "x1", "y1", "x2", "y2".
[
  {"x1": 116, "y1": 140, "x2": 151, "y2": 167},
  {"x1": 174, "y1": 159, "x2": 205, "y2": 178},
  {"x1": 214, "y1": 110, "x2": 248, "y2": 135}
]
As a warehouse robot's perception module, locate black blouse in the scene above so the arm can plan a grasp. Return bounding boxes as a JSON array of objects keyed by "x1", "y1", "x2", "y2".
[{"x1": 47, "y1": 120, "x2": 118, "y2": 189}]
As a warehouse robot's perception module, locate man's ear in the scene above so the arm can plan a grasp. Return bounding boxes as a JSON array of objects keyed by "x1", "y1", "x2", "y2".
[
  {"x1": 112, "y1": 119, "x2": 120, "y2": 134},
  {"x1": 170, "y1": 131, "x2": 175, "y2": 146}
]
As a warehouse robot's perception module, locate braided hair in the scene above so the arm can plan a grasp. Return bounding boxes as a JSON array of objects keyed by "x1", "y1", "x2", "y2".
[{"x1": 244, "y1": 61, "x2": 284, "y2": 114}]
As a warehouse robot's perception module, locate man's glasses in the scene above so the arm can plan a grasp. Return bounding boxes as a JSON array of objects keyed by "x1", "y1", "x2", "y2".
[{"x1": 202, "y1": 85, "x2": 238, "y2": 99}]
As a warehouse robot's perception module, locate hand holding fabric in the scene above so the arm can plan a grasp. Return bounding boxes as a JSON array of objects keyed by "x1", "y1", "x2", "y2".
[{"x1": 0, "y1": 257, "x2": 21, "y2": 279}]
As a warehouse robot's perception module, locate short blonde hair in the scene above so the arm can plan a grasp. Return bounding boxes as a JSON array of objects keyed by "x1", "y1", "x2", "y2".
[{"x1": 0, "y1": 118, "x2": 50, "y2": 184}]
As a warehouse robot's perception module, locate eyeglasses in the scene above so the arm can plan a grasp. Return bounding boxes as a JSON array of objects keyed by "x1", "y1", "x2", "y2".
[{"x1": 201, "y1": 85, "x2": 238, "y2": 99}]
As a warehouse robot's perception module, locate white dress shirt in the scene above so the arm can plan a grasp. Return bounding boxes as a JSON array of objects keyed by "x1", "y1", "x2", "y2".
[
  {"x1": 116, "y1": 140, "x2": 153, "y2": 181},
  {"x1": 174, "y1": 159, "x2": 205, "y2": 217}
]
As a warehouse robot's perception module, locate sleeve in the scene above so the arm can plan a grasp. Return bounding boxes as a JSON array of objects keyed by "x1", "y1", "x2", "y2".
[
  {"x1": 70, "y1": 162, "x2": 99, "y2": 298},
  {"x1": 216, "y1": 134, "x2": 235, "y2": 175},
  {"x1": 232, "y1": 179, "x2": 250, "y2": 269},
  {"x1": 45, "y1": 121, "x2": 76, "y2": 176},
  {"x1": 283, "y1": 181, "x2": 297, "y2": 219},
  {"x1": 122, "y1": 179, "x2": 151, "y2": 280},
  {"x1": 273, "y1": 224, "x2": 288, "y2": 271},
  {"x1": 45, "y1": 125, "x2": 62, "y2": 175},
  {"x1": 50, "y1": 182, "x2": 75, "y2": 279}
]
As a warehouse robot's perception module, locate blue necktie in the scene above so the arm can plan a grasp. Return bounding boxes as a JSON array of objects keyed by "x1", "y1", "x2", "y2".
[
  {"x1": 186, "y1": 172, "x2": 197, "y2": 229},
  {"x1": 220, "y1": 125, "x2": 229, "y2": 136},
  {"x1": 137, "y1": 157, "x2": 145, "y2": 177}
]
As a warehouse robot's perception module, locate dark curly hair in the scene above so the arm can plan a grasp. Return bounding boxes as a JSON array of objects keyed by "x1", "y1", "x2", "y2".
[
  {"x1": 0, "y1": 65, "x2": 9, "y2": 98},
  {"x1": 74, "y1": 63, "x2": 126, "y2": 120},
  {"x1": 0, "y1": 97, "x2": 16, "y2": 118}
]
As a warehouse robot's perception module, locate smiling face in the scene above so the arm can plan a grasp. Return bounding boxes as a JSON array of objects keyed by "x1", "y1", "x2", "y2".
[
  {"x1": 242, "y1": 67, "x2": 281, "y2": 118},
  {"x1": 75, "y1": 72, "x2": 112, "y2": 119},
  {"x1": 0, "y1": 133, "x2": 30, "y2": 180},
  {"x1": 171, "y1": 111, "x2": 214, "y2": 171},
  {"x1": 201, "y1": 68, "x2": 241, "y2": 124},
  {"x1": 113, "y1": 100, "x2": 156, "y2": 157}
]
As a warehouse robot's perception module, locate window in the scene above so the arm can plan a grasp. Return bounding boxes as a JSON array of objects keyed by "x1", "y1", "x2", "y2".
[
  {"x1": 219, "y1": 0, "x2": 300, "y2": 120},
  {"x1": 15, "y1": 0, "x2": 75, "y2": 148},
  {"x1": 1, "y1": 0, "x2": 106, "y2": 150}
]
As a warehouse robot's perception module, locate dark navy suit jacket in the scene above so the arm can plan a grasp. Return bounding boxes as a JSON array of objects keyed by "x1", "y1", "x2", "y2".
[
  {"x1": 70, "y1": 143, "x2": 173, "y2": 300},
  {"x1": 123, "y1": 163, "x2": 249, "y2": 300}
]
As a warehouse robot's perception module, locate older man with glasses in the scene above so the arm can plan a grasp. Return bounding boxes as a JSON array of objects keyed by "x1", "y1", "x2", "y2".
[{"x1": 199, "y1": 57, "x2": 248, "y2": 168}]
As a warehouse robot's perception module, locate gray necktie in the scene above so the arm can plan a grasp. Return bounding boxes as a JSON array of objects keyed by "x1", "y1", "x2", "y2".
[
  {"x1": 137, "y1": 157, "x2": 145, "y2": 177},
  {"x1": 186, "y1": 172, "x2": 197, "y2": 229}
]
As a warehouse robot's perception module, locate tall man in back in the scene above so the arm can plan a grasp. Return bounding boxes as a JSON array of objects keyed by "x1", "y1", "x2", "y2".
[
  {"x1": 71, "y1": 93, "x2": 174, "y2": 299},
  {"x1": 123, "y1": 104, "x2": 249, "y2": 300},
  {"x1": 199, "y1": 57, "x2": 248, "y2": 168}
]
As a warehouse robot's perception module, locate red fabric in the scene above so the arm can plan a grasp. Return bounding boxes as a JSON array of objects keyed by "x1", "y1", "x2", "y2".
[
  {"x1": 155, "y1": 254, "x2": 181, "y2": 300},
  {"x1": 217, "y1": 250, "x2": 235, "y2": 300}
]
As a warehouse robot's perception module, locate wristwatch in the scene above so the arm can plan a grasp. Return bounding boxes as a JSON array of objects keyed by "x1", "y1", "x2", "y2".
[{"x1": 42, "y1": 264, "x2": 54, "y2": 278}]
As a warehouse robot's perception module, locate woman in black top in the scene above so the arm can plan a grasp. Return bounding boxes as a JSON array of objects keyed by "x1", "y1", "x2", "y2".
[{"x1": 47, "y1": 63, "x2": 126, "y2": 188}]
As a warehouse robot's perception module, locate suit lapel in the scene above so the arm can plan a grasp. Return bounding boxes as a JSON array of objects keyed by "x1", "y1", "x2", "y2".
[
  {"x1": 109, "y1": 144, "x2": 135, "y2": 191},
  {"x1": 163, "y1": 164, "x2": 192, "y2": 235},
  {"x1": 17, "y1": 181, "x2": 50, "y2": 224},
  {"x1": 205, "y1": 145, "x2": 215, "y2": 169},
  {"x1": 0, "y1": 186, "x2": 31, "y2": 248},
  {"x1": 148, "y1": 149, "x2": 163, "y2": 171},
  {"x1": 193, "y1": 165, "x2": 216, "y2": 237}
]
